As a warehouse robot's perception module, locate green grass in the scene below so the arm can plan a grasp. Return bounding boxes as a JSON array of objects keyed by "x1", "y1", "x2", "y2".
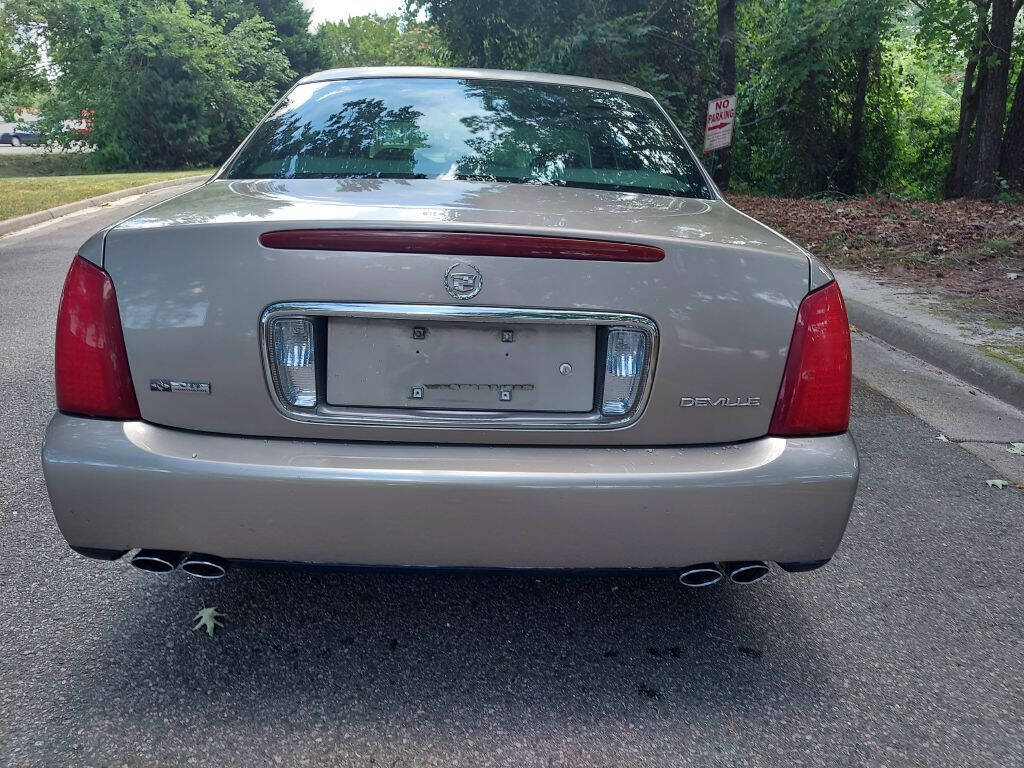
[
  {"x1": 985, "y1": 317, "x2": 1014, "y2": 331},
  {"x1": 981, "y1": 342, "x2": 1024, "y2": 374},
  {"x1": 0, "y1": 153, "x2": 214, "y2": 221},
  {"x1": 973, "y1": 237, "x2": 1020, "y2": 259}
]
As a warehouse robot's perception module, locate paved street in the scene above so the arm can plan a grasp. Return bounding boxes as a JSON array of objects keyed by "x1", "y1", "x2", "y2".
[{"x1": 1, "y1": 193, "x2": 1022, "y2": 767}]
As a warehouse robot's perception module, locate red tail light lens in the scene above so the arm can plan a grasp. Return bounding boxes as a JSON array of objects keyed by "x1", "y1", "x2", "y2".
[
  {"x1": 55, "y1": 256, "x2": 140, "y2": 419},
  {"x1": 769, "y1": 281, "x2": 851, "y2": 436},
  {"x1": 259, "y1": 230, "x2": 665, "y2": 262}
]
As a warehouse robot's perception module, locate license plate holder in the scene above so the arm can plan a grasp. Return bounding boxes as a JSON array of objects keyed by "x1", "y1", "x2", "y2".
[{"x1": 326, "y1": 318, "x2": 596, "y2": 412}]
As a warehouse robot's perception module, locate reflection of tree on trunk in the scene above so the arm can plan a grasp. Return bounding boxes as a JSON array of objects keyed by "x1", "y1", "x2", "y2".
[
  {"x1": 451, "y1": 81, "x2": 709, "y2": 196},
  {"x1": 224, "y1": 77, "x2": 713, "y2": 198},
  {"x1": 231, "y1": 97, "x2": 427, "y2": 178}
]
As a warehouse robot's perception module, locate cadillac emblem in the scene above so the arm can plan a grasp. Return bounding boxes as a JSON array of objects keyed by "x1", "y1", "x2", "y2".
[{"x1": 444, "y1": 263, "x2": 483, "y2": 300}]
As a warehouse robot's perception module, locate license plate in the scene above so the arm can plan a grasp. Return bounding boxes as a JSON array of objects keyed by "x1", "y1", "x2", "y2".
[{"x1": 326, "y1": 318, "x2": 596, "y2": 412}]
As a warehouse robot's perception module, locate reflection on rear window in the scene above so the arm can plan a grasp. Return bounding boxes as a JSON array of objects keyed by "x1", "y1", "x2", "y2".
[{"x1": 225, "y1": 77, "x2": 713, "y2": 199}]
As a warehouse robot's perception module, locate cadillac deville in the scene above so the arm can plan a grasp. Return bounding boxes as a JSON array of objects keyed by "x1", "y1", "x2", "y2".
[{"x1": 42, "y1": 67, "x2": 857, "y2": 585}]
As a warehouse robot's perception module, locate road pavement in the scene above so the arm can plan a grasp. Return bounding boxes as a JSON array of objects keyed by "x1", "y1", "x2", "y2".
[{"x1": 1, "y1": 192, "x2": 1022, "y2": 767}]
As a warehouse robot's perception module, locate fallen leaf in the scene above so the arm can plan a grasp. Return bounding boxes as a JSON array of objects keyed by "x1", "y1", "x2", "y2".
[
  {"x1": 193, "y1": 606, "x2": 226, "y2": 636},
  {"x1": 986, "y1": 479, "x2": 1009, "y2": 489},
  {"x1": 937, "y1": 434, "x2": 949, "y2": 442},
  {"x1": 1008, "y1": 442, "x2": 1024, "y2": 456}
]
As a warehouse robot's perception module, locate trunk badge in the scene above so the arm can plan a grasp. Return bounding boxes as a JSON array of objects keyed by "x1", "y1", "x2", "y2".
[
  {"x1": 150, "y1": 379, "x2": 212, "y2": 395},
  {"x1": 445, "y1": 263, "x2": 483, "y2": 300}
]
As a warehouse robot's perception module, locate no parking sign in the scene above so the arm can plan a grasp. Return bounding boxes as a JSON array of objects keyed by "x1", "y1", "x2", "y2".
[{"x1": 704, "y1": 95, "x2": 736, "y2": 152}]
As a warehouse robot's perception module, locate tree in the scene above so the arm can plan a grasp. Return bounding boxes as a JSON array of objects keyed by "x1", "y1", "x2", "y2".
[
  {"x1": 204, "y1": 0, "x2": 328, "y2": 76},
  {"x1": 967, "y1": 0, "x2": 1019, "y2": 197},
  {"x1": 715, "y1": 0, "x2": 737, "y2": 189},
  {"x1": 0, "y1": 4, "x2": 45, "y2": 119},
  {"x1": 21, "y1": 0, "x2": 293, "y2": 168},
  {"x1": 1000, "y1": 58, "x2": 1024, "y2": 189},
  {"x1": 916, "y1": 0, "x2": 1024, "y2": 198},
  {"x1": 415, "y1": 0, "x2": 713, "y2": 136},
  {"x1": 734, "y1": 0, "x2": 901, "y2": 195},
  {"x1": 316, "y1": 12, "x2": 451, "y2": 69}
]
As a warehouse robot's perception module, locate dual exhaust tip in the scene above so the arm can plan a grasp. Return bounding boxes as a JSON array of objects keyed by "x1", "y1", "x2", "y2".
[
  {"x1": 678, "y1": 561, "x2": 770, "y2": 588},
  {"x1": 129, "y1": 550, "x2": 228, "y2": 579},
  {"x1": 129, "y1": 553, "x2": 771, "y2": 585}
]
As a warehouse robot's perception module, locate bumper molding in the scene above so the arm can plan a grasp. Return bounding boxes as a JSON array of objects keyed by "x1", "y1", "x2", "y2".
[{"x1": 43, "y1": 416, "x2": 858, "y2": 569}]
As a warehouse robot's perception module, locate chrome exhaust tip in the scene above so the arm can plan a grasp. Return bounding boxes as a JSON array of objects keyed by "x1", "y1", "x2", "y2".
[
  {"x1": 724, "y1": 561, "x2": 770, "y2": 584},
  {"x1": 181, "y1": 553, "x2": 229, "y2": 580},
  {"x1": 678, "y1": 563, "x2": 725, "y2": 587},
  {"x1": 129, "y1": 549, "x2": 185, "y2": 574}
]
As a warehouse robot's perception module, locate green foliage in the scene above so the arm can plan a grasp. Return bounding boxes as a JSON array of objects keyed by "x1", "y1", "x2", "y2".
[
  {"x1": 22, "y1": 0, "x2": 293, "y2": 169},
  {"x1": 416, "y1": 0, "x2": 713, "y2": 139},
  {"x1": 3, "y1": 0, "x2": 1004, "y2": 197},
  {"x1": 419, "y1": 0, "x2": 974, "y2": 199},
  {"x1": 203, "y1": 0, "x2": 328, "y2": 75},
  {"x1": 316, "y1": 12, "x2": 451, "y2": 69},
  {"x1": 731, "y1": 0, "x2": 900, "y2": 195},
  {"x1": 0, "y1": 7, "x2": 46, "y2": 120},
  {"x1": 883, "y1": 37, "x2": 960, "y2": 198}
]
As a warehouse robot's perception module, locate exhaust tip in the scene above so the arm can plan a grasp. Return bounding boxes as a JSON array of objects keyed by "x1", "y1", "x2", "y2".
[
  {"x1": 129, "y1": 549, "x2": 184, "y2": 573},
  {"x1": 181, "y1": 553, "x2": 229, "y2": 580},
  {"x1": 678, "y1": 563, "x2": 724, "y2": 588},
  {"x1": 724, "y1": 561, "x2": 770, "y2": 585}
]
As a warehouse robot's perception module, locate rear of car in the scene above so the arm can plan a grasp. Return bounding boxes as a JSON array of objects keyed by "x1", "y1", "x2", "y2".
[{"x1": 42, "y1": 68, "x2": 857, "y2": 582}]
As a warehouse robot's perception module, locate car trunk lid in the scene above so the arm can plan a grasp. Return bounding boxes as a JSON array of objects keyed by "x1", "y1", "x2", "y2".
[{"x1": 102, "y1": 178, "x2": 810, "y2": 446}]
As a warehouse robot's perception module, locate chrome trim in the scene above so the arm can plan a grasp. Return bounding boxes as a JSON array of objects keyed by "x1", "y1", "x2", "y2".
[{"x1": 260, "y1": 302, "x2": 658, "y2": 430}]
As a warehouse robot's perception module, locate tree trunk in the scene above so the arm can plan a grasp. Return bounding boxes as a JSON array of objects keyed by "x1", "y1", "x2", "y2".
[
  {"x1": 967, "y1": 0, "x2": 1018, "y2": 198},
  {"x1": 999, "y1": 60, "x2": 1024, "y2": 190},
  {"x1": 945, "y1": 54, "x2": 981, "y2": 198},
  {"x1": 839, "y1": 44, "x2": 872, "y2": 194},
  {"x1": 714, "y1": 0, "x2": 736, "y2": 190}
]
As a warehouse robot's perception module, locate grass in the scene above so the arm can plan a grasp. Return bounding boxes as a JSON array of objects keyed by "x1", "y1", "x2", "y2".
[
  {"x1": 980, "y1": 342, "x2": 1024, "y2": 374},
  {"x1": 0, "y1": 153, "x2": 214, "y2": 221},
  {"x1": 973, "y1": 236, "x2": 1019, "y2": 259}
]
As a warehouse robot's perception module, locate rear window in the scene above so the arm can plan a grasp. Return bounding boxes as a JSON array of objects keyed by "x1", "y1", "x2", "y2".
[{"x1": 225, "y1": 77, "x2": 713, "y2": 199}]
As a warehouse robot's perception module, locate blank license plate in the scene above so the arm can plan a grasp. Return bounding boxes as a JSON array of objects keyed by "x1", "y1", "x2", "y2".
[{"x1": 326, "y1": 318, "x2": 596, "y2": 412}]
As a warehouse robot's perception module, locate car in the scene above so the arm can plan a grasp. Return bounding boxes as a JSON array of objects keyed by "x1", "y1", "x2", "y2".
[
  {"x1": 0, "y1": 127, "x2": 40, "y2": 147},
  {"x1": 42, "y1": 67, "x2": 857, "y2": 585}
]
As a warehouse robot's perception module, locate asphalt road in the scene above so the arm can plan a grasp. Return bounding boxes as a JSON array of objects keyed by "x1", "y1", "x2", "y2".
[{"x1": 2, "y1": 193, "x2": 1022, "y2": 767}]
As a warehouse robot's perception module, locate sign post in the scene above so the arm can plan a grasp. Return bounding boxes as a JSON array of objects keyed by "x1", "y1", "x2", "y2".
[{"x1": 703, "y1": 95, "x2": 736, "y2": 153}]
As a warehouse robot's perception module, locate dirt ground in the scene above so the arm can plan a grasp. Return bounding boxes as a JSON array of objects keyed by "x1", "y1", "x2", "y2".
[{"x1": 729, "y1": 194, "x2": 1024, "y2": 327}]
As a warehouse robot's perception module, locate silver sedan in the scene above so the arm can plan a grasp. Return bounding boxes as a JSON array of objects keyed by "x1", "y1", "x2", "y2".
[{"x1": 42, "y1": 67, "x2": 857, "y2": 586}]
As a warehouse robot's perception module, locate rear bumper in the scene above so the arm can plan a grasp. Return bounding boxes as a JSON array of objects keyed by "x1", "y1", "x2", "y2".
[{"x1": 42, "y1": 415, "x2": 859, "y2": 569}]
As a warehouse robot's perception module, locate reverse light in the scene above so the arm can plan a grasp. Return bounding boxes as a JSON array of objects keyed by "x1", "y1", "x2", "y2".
[
  {"x1": 269, "y1": 317, "x2": 317, "y2": 407},
  {"x1": 601, "y1": 328, "x2": 647, "y2": 416},
  {"x1": 55, "y1": 256, "x2": 140, "y2": 419},
  {"x1": 769, "y1": 281, "x2": 852, "y2": 436}
]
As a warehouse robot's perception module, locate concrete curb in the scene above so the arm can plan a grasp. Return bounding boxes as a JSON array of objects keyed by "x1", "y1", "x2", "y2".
[
  {"x1": 0, "y1": 174, "x2": 209, "y2": 237},
  {"x1": 845, "y1": 296, "x2": 1024, "y2": 412}
]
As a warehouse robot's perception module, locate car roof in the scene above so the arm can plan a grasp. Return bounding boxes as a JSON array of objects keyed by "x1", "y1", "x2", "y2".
[{"x1": 296, "y1": 66, "x2": 653, "y2": 99}]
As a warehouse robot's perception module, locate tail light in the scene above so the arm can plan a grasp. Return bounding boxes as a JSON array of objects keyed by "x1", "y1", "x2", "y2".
[
  {"x1": 601, "y1": 328, "x2": 647, "y2": 415},
  {"x1": 769, "y1": 280, "x2": 851, "y2": 436},
  {"x1": 268, "y1": 317, "x2": 318, "y2": 407},
  {"x1": 55, "y1": 256, "x2": 140, "y2": 419}
]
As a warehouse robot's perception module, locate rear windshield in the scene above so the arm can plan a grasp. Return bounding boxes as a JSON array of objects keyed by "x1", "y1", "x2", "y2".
[{"x1": 225, "y1": 77, "x2": 713, "y2": 199}]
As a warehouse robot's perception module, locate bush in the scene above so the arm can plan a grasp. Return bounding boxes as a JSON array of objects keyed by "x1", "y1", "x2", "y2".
[{"x1": 34, "y1": 0, "x2": 293, "y2": 169}]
